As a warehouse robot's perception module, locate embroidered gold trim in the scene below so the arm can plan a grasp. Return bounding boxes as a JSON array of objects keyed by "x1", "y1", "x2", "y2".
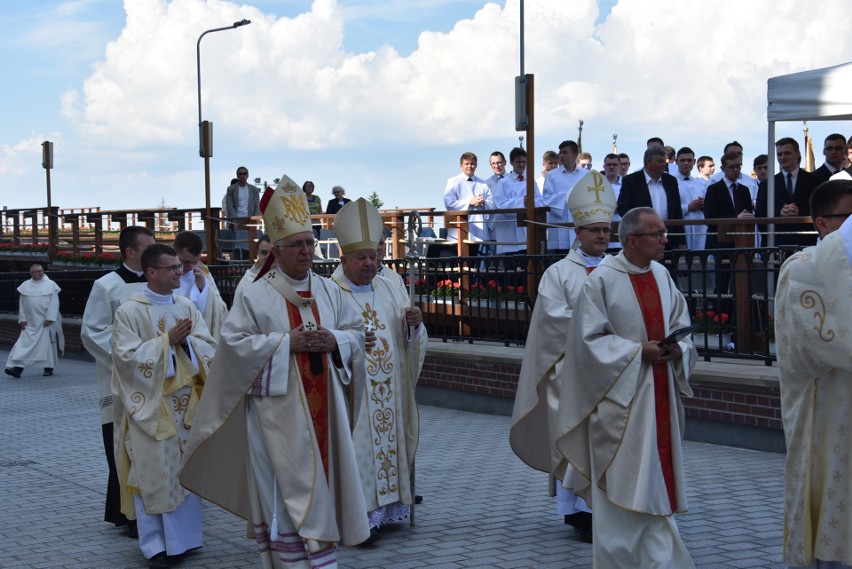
[{"x1": 800, "y1": 289, "x2": 835, "y2": 342}]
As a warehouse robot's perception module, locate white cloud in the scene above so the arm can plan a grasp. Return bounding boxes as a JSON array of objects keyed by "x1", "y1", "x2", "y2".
[
  {"x1": 66, "y1": 0, "x2": 852, "y2": 155},
  {"x1": 0, "y1": 134, "x2": 58, "y2": 177}
]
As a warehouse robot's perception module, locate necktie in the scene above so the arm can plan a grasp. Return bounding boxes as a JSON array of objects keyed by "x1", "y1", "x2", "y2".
[
  {"x1": 467, "y1": 177, "x2": 473, "y2": 182},
  {"x1": 730, "y1": 184, "x2": 738, "y2": 210},
  {"x1": 684, "y1": 176, "x2": 689, "y2": 181},
  {"x1": 518, "y1": 174, "x2": 524, "y2": 181},
  {"x1": 786, "y1": 172, "x2": 794, "y2": 201}
]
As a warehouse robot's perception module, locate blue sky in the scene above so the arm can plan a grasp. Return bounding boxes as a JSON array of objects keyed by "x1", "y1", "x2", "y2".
[{"x1": 2, "y1": 0, "x2": 851, "y2": 215}]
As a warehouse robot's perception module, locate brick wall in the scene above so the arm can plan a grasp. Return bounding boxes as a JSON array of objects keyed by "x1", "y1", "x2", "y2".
[
  {"x1": 685, "y1": 380, "x2": 782, "y2": 431},
  {"x1": 420, "y1": 355, "x2": 521, "y2": 399}
]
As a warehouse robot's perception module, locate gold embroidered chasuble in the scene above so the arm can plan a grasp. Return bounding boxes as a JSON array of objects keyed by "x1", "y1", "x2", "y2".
[
  {"x1": 111, "y1": 293, "x2": 215, "y2": 517},
  {"x1": 330, "y1": 265, "x2": 427, "y2": 515},
  {"x1": 776, "y1": 231, "x2": 852, "y2": 567}
]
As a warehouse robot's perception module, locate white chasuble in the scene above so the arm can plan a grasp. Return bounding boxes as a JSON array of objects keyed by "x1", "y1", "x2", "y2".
[
  {"x1": 111, "y1": 293, "x2": 215, "y2": 518},
  {"x1": 330, "y1": 266, "x2": 427, "y2": 526},
  {"x1": 776, "y1": 230, "x2": 852, "y2": 568},
  {"x1": 180, "y1": 269, "x2": 371, "y2": 557}
]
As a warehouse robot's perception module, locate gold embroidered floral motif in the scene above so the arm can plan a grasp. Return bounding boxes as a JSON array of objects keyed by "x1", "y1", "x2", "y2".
[
  {"x1": 172, "y1": 393, "x2": 190, "y2": 414},
  {"x1": 361, "y1": 302, "x2": 386, "y2": 332},
  {"x1": 366, "y1": 336, "x2": 394, "y2": 376},
  {"x1": 375, "y1": 447, "x2": 399, "y2": 495},
  {"x1": 129, "y1": 391, "x2": 146, "y2": 414},
  {"x1": 372, "y1": 408, "x2": 395, "y2": 445},
  {"x1": 800, "y1": 289, "x2": 835, "y2": 342},
  {"x1": 370, "y1": 377, "x2": 393, "y2": 408},
  {"x1": 137, "y1": 359, "x2": 155, "y2": 378}
]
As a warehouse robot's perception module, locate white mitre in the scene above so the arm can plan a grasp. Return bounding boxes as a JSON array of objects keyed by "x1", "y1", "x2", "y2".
[
  {"x1": 334, "y1": 198, "x2": 383, "y2": 254},
  {"x1": 262, "y1": 174, "x2": 314, "y2": 243},
  {"x1": 567, "y1": 169, "x2": 617, "y2": 227}
]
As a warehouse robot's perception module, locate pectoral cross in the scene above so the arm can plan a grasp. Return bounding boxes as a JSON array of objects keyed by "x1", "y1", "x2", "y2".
[{"x1": 587, "y1": 171, "x2": 606, "y2": 203}]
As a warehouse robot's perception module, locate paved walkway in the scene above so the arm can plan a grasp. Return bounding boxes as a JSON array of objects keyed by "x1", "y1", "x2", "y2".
[{"x1": 0, "y1": 350, "x2": 786, "y2": 569}]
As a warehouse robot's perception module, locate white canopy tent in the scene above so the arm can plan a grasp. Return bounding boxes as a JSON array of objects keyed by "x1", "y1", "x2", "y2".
[{"x1": 765, "y1": 61, "x2": 852, "y2": 245}]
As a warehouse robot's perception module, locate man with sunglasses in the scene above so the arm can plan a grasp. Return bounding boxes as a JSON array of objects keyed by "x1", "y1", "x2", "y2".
[
  {"x1": 813, "y1": 133, "x2": 847, "y2": 185},
  {"x1": 111, "y1": 244, "x2": 216, "y2": 569},
  {"x1": 556, "y1": 207, "x2": 697, "y2": 568},
  {"x1": 511, "y1": 171, "x2": 617, "y2": 544},
  {"x1": 224, "y1": 166, "x2": 261, "y2": 222},
  {"x1": 182, "y1": 176, "x2": 370, "y2": 567},
  {"x1": 775, "y1": 180, "x2": 852, "y2": 568}
]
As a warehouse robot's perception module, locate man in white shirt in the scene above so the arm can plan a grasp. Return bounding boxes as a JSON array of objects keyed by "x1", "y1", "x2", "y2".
[
  {"x1": 535, "y1": 150, "x2": 559, "y2": 192},
  {"x1": 443, "y1": 152, "x2": 494, "y2": 256},
  {"x1": 542, "y1": 140, "x2": 587, "y2": 253},
  {"x1": 618, "y1": 153, "x2": 631, "y2": 178},
  {"x1": 697, "y1": 156, "x2": 715, "y2": 182},
  {"x1": 676, "y1": 147, "x2": 707, "y2": 251},
  {"x1": 493, "y1": 147, "x2": 542, "y2": 255},
  {"x1": 603, "y1": 153, "x2": 623, "y2": 249}
]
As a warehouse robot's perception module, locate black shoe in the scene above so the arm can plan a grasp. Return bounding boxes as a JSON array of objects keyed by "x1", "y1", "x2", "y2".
[
  {"x1": 43, "y1": 368, "x2": 53, "y2": 377},
  {"x1": 359, "y1": 527, "x2": 381, "y2": 547},
  {"x1": 125, "y1": 520, "x2": 138, "y2": 539},
  {"x1": 414, "y1": 495, "x2": 423, "y2": 504},
  {"x1": 147, "y1": 552, "x2": 169, "y2": 569},
  {"x1": 5, "y1": 367, "x2": 22, "y2": 378},
  {"x1": 574, "y1": 524, "x2": 593, "y2": 544},
  {"x1": 564, "y1": 512, "x2": 590, "y2": 527}
]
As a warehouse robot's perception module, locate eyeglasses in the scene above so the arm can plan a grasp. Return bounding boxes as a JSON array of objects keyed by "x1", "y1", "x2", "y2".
[
  {"x1": 151, "y1": 265, "x2": 183, "y2": 272},
  {"x1": 631, "y1": 230, "x2": 668, "y2": 240},
  {"x1": 277, "y1": 239, "x2": 318, "y2": 250}
]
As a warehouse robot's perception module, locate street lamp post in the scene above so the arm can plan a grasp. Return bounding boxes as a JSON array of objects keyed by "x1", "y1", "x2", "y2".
[{"x1": 196, "y1": 18, "x2": 251, "y2": 262}]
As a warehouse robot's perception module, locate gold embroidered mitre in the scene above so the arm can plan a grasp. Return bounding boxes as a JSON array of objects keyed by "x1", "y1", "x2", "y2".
[
  {"x1": 334, "y1": 198, "x2": 383, "y2": 254},
  {"x1": 567, "y1": 169, "x2": 617, "y2": 226},
  {"x1": 263, "y1": 174, "x2": 314, "y2": 243}
]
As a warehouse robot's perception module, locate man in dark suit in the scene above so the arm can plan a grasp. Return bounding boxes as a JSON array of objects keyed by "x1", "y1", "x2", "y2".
[
  {"x1": 704, "y1": 151, "x2": 756, "y2": 250},
  {"x1": 812, "y1": 133, "x2": 847, "y2": 184},
  {"x1": 704, "y1": 152, "x2": 755, "y2": 310},
  {"x1": 756, "y1": 137, "x2": 819, "y2": 247},
  {"x1": 617, "y1": 146, "x2": 686, "y2": 248},
  {"x1": 224, "y1": 166, "x2": 261, "y2": 222}
]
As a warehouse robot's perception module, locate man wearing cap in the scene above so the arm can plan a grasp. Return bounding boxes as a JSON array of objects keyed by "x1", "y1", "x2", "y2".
[
  {"x1": 510, "y1": 170, "x2": 616, "y2": 544},
  {"x1": 5, "y1": 264, "x2": 63, "y2": 379},
  {"x1": 556, "y1": 207, "x2": 697, "y2": 567},
  {"x1": 181, "y1": 176, "x2": 370, "y2": 568},
  {"x1": 330, "y1": 198, "x2": 428, "y2": 535}
]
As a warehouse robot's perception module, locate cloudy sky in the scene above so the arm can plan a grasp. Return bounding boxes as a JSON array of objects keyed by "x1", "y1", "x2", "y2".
[{"x1": 3, "y1": 0, "x2": 852, "y2": 216}]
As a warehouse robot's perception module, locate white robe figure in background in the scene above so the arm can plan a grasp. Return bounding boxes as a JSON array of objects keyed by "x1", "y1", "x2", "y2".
[
  {"x1": 181, "y1": 175, "x2": 370, "y2": 569},
  {"x1": 172, "y1": 230, "x2": 228, "y2": 341},
  {"x1": 111, "y1": 244, "x2": 216, "y2": 569},
  {"x1": 234, "y1": 234, "x2": 272, "y2": 299},
  {"x1": 5, "y1": 264, "x2": 63, "y2": 378},
  {"x1": 331, "y1": 198, "x2": 427, "y2": 537},
  {"x1": 556, "y1": 207, "x2": 697, "y2": 569},
  {"x1": 510, "y1": 170, "x2": 617, "y2": 544},
  {"x1": 775, "y1": 180, "x2": 852, "y2": 569}
]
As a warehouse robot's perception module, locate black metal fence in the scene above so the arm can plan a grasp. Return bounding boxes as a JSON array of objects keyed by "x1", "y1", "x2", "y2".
[{"x1": 0, "y1": 246, "x2": 793, "y2": 364}]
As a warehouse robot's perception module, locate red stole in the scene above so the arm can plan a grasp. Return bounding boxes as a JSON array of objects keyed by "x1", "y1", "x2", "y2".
[
  {"x1": 628, "y1": 271, "x2": 677, "y2": 513},
  {"x1": 286, "y1": 292, "x2": 330, "y2": 481}
]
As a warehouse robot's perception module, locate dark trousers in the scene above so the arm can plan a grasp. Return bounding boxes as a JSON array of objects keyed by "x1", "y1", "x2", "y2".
[{"x1": 102, "y1": 422, "x2": 130, "y2": 526}]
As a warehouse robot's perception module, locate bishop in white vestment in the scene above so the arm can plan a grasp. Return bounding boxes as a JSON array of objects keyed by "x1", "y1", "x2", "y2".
[
  {"x1": 332, "y1": 199, "x2": 427, "y2": 531},
  {"x1": 510, "y1": 170, "x2": 617, "y2": 542},
  {"x1": 181, "y1": 176, "x2": 370, "y2": 569}
]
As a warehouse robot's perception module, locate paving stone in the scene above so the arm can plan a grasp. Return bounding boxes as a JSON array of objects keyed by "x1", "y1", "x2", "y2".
[{"x1": 0, "y1": 349, "x2": 787, "y2": 568}]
